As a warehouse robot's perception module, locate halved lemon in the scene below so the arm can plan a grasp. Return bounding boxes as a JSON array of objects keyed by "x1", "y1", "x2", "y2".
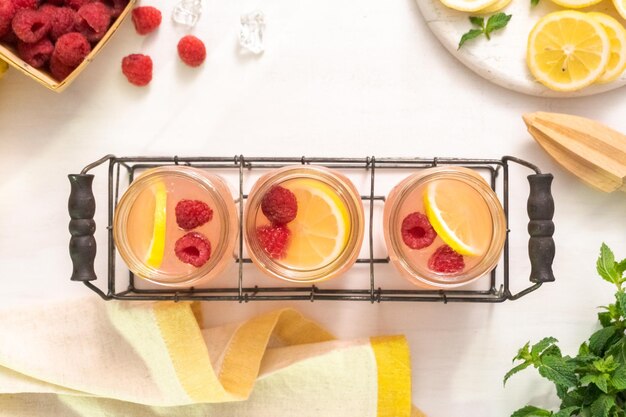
[
  {"x1": 145, "y1": 182, "x2": 167, "y2": 268},
  {"x1": 423, "y1": 180, "x2": 492, "y2": 257},
  {"x1": 548, "y1": 0, "x2": 601, "y2": 9},
  {"x1": 439, "y1": 0, "x2": 500, "y2": 13},
  {"x1": 588, "y1": 13, "x2": 626, "y2": 83},
  {"x1": 527, "y1": 11, "x2": 610, "y2": 92},
  {"x1": 479, "y1": 0, "x2": 512, "y2": 14},
  {"x1": 281, "y1": 179, "x2": 350, "y2": 270}
]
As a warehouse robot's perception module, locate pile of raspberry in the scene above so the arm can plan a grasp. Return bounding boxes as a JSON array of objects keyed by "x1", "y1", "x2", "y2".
[
  {"x1": 255, "y1": 186, "x2": 298, "y2": 259},
  {"x1": 173, "y1": 199, "x2": 214, "y2": 268},
  {"x1": 0, "y1": 0, "x2": 128, "y2": 80},
  {"x1": 400, "y1": 211, "x2": 465, "y2": 274}
]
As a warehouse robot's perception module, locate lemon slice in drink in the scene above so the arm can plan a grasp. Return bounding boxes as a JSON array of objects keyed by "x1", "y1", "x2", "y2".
[
  {"x1": 527, "y1": 11, "x2": 610, "y2": 92},
  {"x1": 145, "y1": 182, "x2": 167, "y2": 268},
  {"x1": 588, "y1": 13, "x2": 626, "y2": 84},
  {"x1": 281, "y1": 179, "x2": 350, "y2": 270},
  {"x1": 423, "y1": 180, "x2": 492, "y2": 257}
]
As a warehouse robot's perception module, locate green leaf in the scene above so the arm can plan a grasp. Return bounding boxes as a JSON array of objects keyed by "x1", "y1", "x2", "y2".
[
  {"x1": 607, "y1": 338, "x2": 626, "y2": 364},
  {"x1": 617, "y1": 259, "x2": 626, "y2": 275},
  {"x1": 611, "y1": 365, "x2": 626, "y2": 389},
  {"x1": 458, "y1": 28, "x2": 484, "y2": 49},
  {"x1": 531, "y1": 0, "x2": 540, "y2": 6},
  {"x1": 595, "y1": 374, "x2": 609, "y2": 393},
  {"x1": 538, "y1": 355, "x2": 578, "y2": 388},
  {"x1": 594, "y1": 356, "x2": 618, "y2": 373},
  {"x1": 590, "y1": 326, "x2": 618, "y2": 356},
  {"x1": 504, "y1": 361, "x2": 532, "y2": 386},
  {"x1": 598, "y1": 244, "x2": 620, "y2": 285},
  {"x1": 485, "y1": 13, "x2": 512, "y2": 39},
  {"x1": 532, "y1": 337, "x2": 559, "y2": 359},
  {"x1": 616, "y1": 292, "x2": 626, "y2": 318},
  {"x1": 515, "y1": 342, "x2": 531, "y2": 361},
  {"x1": 554, "y1": 407, "x2": 580, "y2": 417},
  {"x1": 469, "y1": 16, "x2": 485, "y2": 27},
  {"x1": 599, "y1": 312, "x2": 613, "y2": 328},
  {"x1": 542, "y1": 345, "x2": 563, "y2": 359},
  {"x1": 561, "y1": 387, "x2": 586, "y2": 408},
  {"x1": 581, "y1": 342, "x2": 592, "y2": 356},
  {"x1": 510, "y1": 405, "x2": 553, "y2": 417},
  {"x1": 591, "y1": 394, "x2": 616, "y2": 417}
]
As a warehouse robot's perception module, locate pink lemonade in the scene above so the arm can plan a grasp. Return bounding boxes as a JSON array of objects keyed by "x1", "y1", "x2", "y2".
[
  {"x1": 245, "y1": 166, "x2": 364, "y2": 283},
  {"x1": 383, "y1": 167, "x2": 506, "y2": 288},
  {"x1": 114, "y1": 166, "x2": 238, "y2": 286}
]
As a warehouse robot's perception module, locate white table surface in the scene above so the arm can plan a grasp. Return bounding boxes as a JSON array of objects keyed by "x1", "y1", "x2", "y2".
[{"x1": 1, "y1": 0, "x2": 626, "y2": 415}]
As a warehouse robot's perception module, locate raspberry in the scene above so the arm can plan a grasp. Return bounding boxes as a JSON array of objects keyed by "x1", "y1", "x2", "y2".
[
  {"x1": 131, "y1": 6, "x2": 160, "y2": 35},
  {"x1": 0, "y1": 0, "x2": 15, "y2": 38},
  {"x1": 428, "y1": 245, "x2": 465, "y2": 274},
  {"x1": 401, "y1": 212, "x2": 436, "y2": 250},
  {"x1": 99, "y1": 0, "x2": 126, "y2": 17},
  {"x1": 177, "y1": 35, "x2": 206, "y2": 67},
  {"x1": 65, "y1": 0, "x2": 91, "y2": 11},
  {"x1": 46, "y1": 0, "x2": 65, "y2": 6},
  {"x1": 17, "y1": 37, "x2": 52, "y2": 67},
  {"x1": 49, "y1": 52, "x2": 75, "y2": 80},
  {"x1": 54, "y1": 32, "x2": 90, "y2": 66},
  {"x1": 121, "y1": 53, "x2": 151, "y2": 86},
  {"x1": 40, "y1": 5, "x2": 75, "y2": 40},
  {"x1": 12, "y1": 0, "x2": 36, "y2": 11},
  {"x1": 175, "y1": 199, "x2": 213, "y2": 230},
  {"x1": 1, "y1": 28, "x2": 17, "y2": 44},
  {"x1": 261, "y1": 186, "x2": 298, "y2": 224},
  {"x1": 12, "y1": 9, "x2": 50, "y2": 43},
  {"x1": 174, "y1": 232, "x2": 211, "y2": 268},
  {"x1": 74, "y1": 1, "x2": 110, "y2": 42},
  {"x1": 256, "y1": 224, "x2": 291, "y2": 259}
]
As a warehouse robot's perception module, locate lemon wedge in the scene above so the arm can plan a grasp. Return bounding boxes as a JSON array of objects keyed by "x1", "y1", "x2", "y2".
[
  {"x1": 423, "y1": 180, "x2": 492, "y2": 257},
  {"x1": 145, "y1": 182, "x2": 167, "y2": 268},
  {"x1": 439, "y1": 0, "x2": 500, "y2": 13},
  {"x1": 281, "y1": 179, "x2": 350, "y2": 270},
  {"x1": 588, "y1": 13, "x2": 626, "y2": 83},
  {"x1": 527, "y1": 11, "x2": 610, "y2": 92}
]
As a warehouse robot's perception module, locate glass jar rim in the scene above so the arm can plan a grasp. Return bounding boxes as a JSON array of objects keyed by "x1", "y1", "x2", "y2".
[
  {"x1": 113, "y1": 166, "x2": 237, "y2": 287},
  {"x1": 244, "y1": 165, "x2": 364, "y2": 283},
  {"x1": 386, "y1": 167, "x2": 506, "y2": 288}
]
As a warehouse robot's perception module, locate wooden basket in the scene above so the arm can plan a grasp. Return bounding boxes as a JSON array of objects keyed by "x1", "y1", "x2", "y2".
[{"x1": 0, "y1": 0, "x2": 136, "y2": 93}]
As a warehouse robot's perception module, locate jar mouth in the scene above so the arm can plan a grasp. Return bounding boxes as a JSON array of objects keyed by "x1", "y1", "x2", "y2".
[
  {"x1": 244, "y1": 165, "x2": 364, "y2": 283},
  {"x1": 386, "y1": 167, "x2": 507, "y2": 288},
  {"x1": 113, "y1": 166, "x2": 237, "y2": 287}
]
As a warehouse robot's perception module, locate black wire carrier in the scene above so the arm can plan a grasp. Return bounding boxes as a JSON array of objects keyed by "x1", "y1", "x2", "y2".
[{"x1": 68, "y1": 155, "x2": 555, "y2": 303}]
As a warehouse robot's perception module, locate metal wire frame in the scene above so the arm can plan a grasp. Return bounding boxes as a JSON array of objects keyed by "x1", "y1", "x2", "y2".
[{"x1": 79, "y1": 155, "x2": 546, "y2": 304}]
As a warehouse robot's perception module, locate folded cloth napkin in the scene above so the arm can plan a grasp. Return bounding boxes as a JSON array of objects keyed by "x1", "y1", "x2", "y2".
[{"x1": 0, "y1": 297, "x2": 423, "y2": 417}]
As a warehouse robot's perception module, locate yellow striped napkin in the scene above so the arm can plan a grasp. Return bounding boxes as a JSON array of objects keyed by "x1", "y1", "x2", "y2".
[{"x1": 0, "y1": 297, "x2": 422, "y2": 417}]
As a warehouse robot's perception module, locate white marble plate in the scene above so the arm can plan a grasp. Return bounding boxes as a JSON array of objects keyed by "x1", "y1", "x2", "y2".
[{"x1": 415, "y1": 0, "x2": 626, "y2": 97}]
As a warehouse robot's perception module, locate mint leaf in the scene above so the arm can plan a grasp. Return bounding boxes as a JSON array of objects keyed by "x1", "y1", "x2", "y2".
[
  {"x1": 615, "y1": 292, "x2": 626, "y2": 318},
  {"x1": 542, "y1": 345, "x2": 562, "y2": 359},
  {"x1": 607, "y1": 339, "x2": 626, "y2": 364},
  {"x1": 595, "y1": 374, "x2": 609, "y2": 393},
  {"x1": 505, "y1": 361, "x2": 532, "y2": 386},
  {"x1": 538, "y1": 355, "x2": 578, "y2": 388},
  {"x1": 591, "y1": 394, "x2": 615, "y2": 417},
  {"x1": 469, "y1": 16, "x2": 485, "y2": 27},
  {"x1": 510, "y1": 405, "x2": 553, "y2": 417},
  {"x1": 617, "y1": 259, "x2": 626, "y2": 276},
  {"x1": 599, "y1": 311, "x2": 613, "y2": 328},
  {"x1": 485, "y1": 13, "x2": 512, "y2": 40},
  {"x1": 589, "y1": 326, "x2": 618, "y2": 356},
  {"x1": 598, "y1": 243, "x2": 620, "y2": 285},
  {"x1": 612, "y1": 365, "x2": 626, "y2": 389},
  {"x1": 458, "y1": 28, "x2": 484, "y2": 49},
  {"x1": 515, "y1": 342, "x2": 532, "y2": 362},
  {"x1": 532, "y1": 337, "x2": 559, "y2": 359},
  {"x1": 553, "y1": 407, "x2": 579, "y2": 417}
]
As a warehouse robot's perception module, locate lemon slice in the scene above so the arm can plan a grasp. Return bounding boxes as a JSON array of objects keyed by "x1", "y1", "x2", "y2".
[
  {"x1": 145, "y1": 182, "x2": 167, "y2": 268},
  {"x1": 527, "y1": 11, "x2": 610, "y2": 92},
  {"x1": 614, "y1": 0, "x2": 626, "y2": 21},
  {"x1": 479, "y1": 0, "x2": 512, "y2": 13},
  {"x1": 423, "y1": 180, "x2": 492, "y2": 257},
  {"x1": 439, "y1": 0, "x2": 500, "y2": 13},
  {"x1": 589, "y1": 13, "x2": 626, "y2": 83},
  {"x1": 548, "y1": 0, "x2": 601, "y2": 9},
  {"x1": 281, "y1": 179, "x2": 350, "y2": 270}
]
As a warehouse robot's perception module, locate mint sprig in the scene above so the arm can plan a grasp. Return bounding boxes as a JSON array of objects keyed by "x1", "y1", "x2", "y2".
[
  {"x1": 505, "y1": 244, "x2": 626, "y2": 417},
  {"x1": 458, "y1": 13, "x2": 512, "y2": 49}
]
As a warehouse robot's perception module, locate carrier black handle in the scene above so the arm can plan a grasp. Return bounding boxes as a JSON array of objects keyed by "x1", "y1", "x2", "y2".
[
  {"x1": 527, "y1": 173, "x2": 555, "y2": 283},
  {"x1": 68, "y1": 174, "x2": 97, "y2": 282}
]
